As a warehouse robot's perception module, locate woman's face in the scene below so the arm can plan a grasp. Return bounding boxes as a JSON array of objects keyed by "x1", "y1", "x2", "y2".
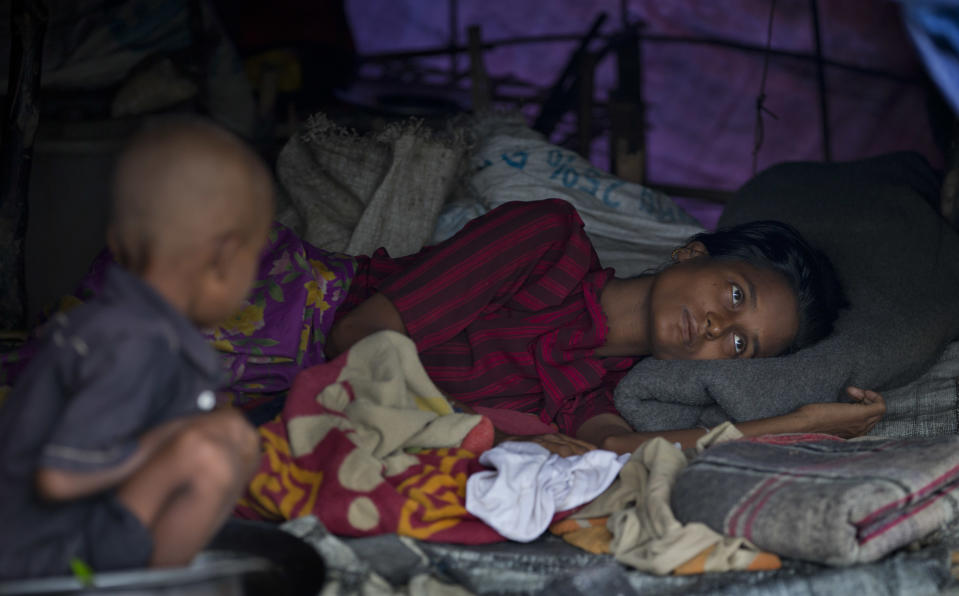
[{"x1": 647, "y1": 252, "x2": 799, "y2": 360}]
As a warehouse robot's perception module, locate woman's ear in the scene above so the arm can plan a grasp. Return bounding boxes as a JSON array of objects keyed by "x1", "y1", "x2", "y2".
[{"x1": 673, "y1": 240, "x2": 709, "y2": 262}]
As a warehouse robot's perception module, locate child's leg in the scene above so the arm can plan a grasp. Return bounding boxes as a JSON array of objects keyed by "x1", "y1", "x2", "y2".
[{"x1": 115, "y1": 408, "x2": 260, "y2": 567}]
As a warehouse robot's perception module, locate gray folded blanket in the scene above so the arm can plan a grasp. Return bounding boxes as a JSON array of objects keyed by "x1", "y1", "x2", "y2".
[
  {"x1": 670, "y1": 434, "x2": 959, "y2": 566},
  {"x1": 615, "y1": 152, "x2": 959, "y2": 430}
]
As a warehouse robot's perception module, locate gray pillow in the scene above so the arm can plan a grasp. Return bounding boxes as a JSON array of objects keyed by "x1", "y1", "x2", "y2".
[{"x1": 614, "y1": 152, "x2": 959, "y2": 431}]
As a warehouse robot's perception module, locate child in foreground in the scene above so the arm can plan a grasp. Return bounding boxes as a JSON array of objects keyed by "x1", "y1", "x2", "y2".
[{"x1": 0, "y1": 117, "x2": 273, "y2": 579}]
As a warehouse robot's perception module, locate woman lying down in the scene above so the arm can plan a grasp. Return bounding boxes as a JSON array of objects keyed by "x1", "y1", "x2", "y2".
[{"x1": 326, "y1": 198, "x2": 885, "y2": 455}]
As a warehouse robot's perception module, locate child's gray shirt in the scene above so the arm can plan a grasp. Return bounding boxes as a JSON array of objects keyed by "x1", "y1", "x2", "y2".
[{"x1": 0, "y1": 265, "x2": 225, "y2": 577}]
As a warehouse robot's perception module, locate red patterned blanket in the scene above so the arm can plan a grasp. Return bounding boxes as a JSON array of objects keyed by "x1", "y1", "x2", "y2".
[{"x1": 235, "y1": 331, "x2": 503, "y2": 543}]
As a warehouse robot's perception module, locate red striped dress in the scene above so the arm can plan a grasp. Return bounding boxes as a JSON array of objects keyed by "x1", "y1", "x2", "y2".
[{"x1": 335, "y1": 199, "x2": 639, "y2": 435}]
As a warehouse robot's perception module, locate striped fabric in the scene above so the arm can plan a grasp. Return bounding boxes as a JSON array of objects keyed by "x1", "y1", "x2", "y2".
[{"x1": 337, "y1": 199, "x2": 638, "y2": 435}]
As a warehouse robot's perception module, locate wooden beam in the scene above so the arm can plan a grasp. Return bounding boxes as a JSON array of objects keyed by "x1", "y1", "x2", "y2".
[
  {"x1": 360, "y1": 34, "x2": 920, "y2": 85},
  {"x1": 647, "y1": 183, "x2": 735, "y2": 204}
]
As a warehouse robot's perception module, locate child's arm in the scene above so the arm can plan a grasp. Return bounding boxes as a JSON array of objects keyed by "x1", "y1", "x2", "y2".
[
  {"x1": 35, "y1": 416, "x2": 190, "y2": 501},
  {"x1": 36, "y1": 334, "x2": 188, "y2": 501}
]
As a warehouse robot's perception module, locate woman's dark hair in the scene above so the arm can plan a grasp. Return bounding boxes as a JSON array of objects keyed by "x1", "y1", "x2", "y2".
[{"x1": 689, "y1": 220, "x2": 848, "y2": 354}]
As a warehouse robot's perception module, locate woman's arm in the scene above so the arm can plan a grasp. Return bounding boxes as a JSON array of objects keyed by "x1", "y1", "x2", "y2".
[
  {"x1": 576, "y1": 386, "x2": 886, "y2": 454},
  {"x1": 325, "y1": 292, "x2": 407, "y2": 360}
]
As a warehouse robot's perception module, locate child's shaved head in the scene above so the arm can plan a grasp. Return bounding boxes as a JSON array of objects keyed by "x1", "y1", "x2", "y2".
[{"x1": 111, "y1": 117, "x2": 273, "y2": 273}]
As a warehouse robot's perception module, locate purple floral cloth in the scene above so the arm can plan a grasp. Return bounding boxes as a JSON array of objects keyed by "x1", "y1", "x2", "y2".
[
  {"x1": 207, "y1": 223, "x2": 357, "y2": 407},
  {"x1": 0, "y1": 223, "x2": 357, "y2": 420}
]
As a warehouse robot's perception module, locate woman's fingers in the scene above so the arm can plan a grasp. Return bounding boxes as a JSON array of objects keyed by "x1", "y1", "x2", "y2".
[
  {"x1": 846, "y1": 386, "x2": 886, "y2": 409},
  {"x1": 555, "y1": 435, "x2": 597, "y2": 451},
  {"x1": 853, "y1": 389, "x2": 886, "y2": 435},
  {"x1": 845, "y1": 386, "x2": 866, "y2": 401},
  {"x1": 537, "y1": 434, "x2": 596, "y2": 456},
  {"x1": 509, "y1": 433, "x2": 597, "y2": 457},
  {"x1": 864, "y1": 390, "x2": 886, "y2": 412},
  {"x1": 841, "y1": 387, "x2": 886, "y2": 436}
]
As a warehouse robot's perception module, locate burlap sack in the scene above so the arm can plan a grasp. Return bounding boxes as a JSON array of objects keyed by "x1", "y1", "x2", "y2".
[{"x1": 276, "y1": 113, "x2": 468, "y2": 257}]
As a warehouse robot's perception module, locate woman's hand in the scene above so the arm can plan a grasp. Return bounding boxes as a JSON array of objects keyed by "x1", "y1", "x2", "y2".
[
  {"x1": 791, "y1": 386, "x2": 886, "y2": 439},
  {"x1": 500, "y1": 433, "x2": 597, "y2": 457},
  {"x1": 326, "y1": 293, "x2": 407, "y2": 360}
]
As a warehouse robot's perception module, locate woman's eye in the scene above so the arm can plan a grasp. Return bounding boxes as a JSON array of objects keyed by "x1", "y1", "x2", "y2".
[
  {"x1": 731, "y1": 283, "x2": 744, "y2": 306},
  {"x1": 733, "y1": 334, "x2": 746, "y2": 354}
]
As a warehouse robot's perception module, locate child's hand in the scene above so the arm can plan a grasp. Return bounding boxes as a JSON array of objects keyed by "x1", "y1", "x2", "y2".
[{"x1": 792, "y1": 387, "x2": 886, "y2": 439}]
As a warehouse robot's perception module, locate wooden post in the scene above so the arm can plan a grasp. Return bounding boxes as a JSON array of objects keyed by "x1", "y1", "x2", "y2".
[
  {"x1": 577, "y1": 52, "x2": 595, "y2": 159},
  {"x1": 609, "y1": 24, "x2": 645, "y2": 183},
  {"x1": 533, "y1": 13, "x2": 607, "y2": 137},
  {"x1": 467, "y1": 25, "x2": 491, "y2": 112},
  {"x1": 0, "y1": 0, "x2": 47, "y2": 331}
]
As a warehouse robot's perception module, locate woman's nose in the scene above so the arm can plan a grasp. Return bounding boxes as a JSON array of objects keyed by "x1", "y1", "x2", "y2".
[{"x1": 704, "y1": 311, "x2": 728, "y2": 339}]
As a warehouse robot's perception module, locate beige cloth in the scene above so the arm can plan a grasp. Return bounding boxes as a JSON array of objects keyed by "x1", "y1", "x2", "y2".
[
  {"x1": 286, "y1": 330, "x2": 483, "y2": 469},
  {"x1": 276, "y1": 113, "x2": 468, "y2": 258},
  {"x1": 571, "y1": 423, "x2": 768, "y2": 574}
]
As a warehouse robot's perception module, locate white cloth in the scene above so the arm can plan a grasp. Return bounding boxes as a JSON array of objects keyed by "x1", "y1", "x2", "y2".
[{"x1": 465, "y1": 442, "x2": 629, "y2": 542}]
